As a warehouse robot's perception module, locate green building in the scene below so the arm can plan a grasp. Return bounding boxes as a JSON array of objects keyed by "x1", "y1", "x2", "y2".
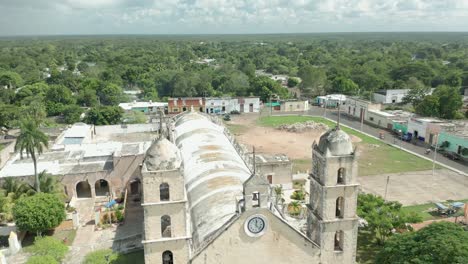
[{"x1": 438, "y1": 131, "x2": 468, "y2": 159}]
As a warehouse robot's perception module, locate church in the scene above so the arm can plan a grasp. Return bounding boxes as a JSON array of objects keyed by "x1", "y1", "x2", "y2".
[{"x1": 140, "y1": 109, "x2": 359, "y2": 264}]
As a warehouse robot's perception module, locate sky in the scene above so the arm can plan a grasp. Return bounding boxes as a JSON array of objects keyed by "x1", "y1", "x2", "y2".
[{"x1": 1, "y1": 0, "x2": 468, "y2": 36}]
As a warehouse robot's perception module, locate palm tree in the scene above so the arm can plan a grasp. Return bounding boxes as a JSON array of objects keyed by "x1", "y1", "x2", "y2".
[
  {"x1": 14, "y1": 119, "x2": 48, "y2": 193},
  {"x1": 0, "y1": 177, "x2": 34, "y2": 223},
  {"x1": 288, "y1": 201, "x2": 302, "y2": 216},
  {"x1": 38, "y1": 171, "x2": 66, "y2": 201},
  {"x1": 273, "y1": 185, "x2": 284, "y2": 205}
]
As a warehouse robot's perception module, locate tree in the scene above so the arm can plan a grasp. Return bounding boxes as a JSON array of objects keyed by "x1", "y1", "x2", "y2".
[
  {"x1": 273, "y1": 185, "x2": 284, "y2": 205},
  {"x1": 433, "y1": 85, "x2": 463, "y2": 119},
  {"x1": 376, "y1": 222, "x2": 468, "y2": 264},
  {"x1": 0, "y1": 71, "x2": 23, "y2": 89},
  {"x1": 26, "y1": 255, "x2": 58, "y2": 264},
  {"x1": 123, "y1": 111, "x2": 147, "y2": 124},
  {"x1": 13, "y1": 193, "x2": 66, "y2": 236},
  {"x1": 298, "y1": 66, "x2": 327, "y2": 97},
  {"x1": 62, "y1": 105, "x2": 83, "y2": 124},
  {"x1": 85, "y1": 106, "x2": 123, "y2": 125},
  {"x1": 0, "y1": 178, "x2": 34, "y2": 223},
  {"x1": 97, "y1": 83, "x2": 123, "y2": 105},
  {"x1": 37, "y1": 171, "x2": 66, "y2": 201},
  {"x1": 331, "y1": 76, "x2": 359, "y2": 95},
  {"x1": 357, "y1": 193, "x2": 422, "y2": 245},
  {"x1": 29, "y1": 236, "x2": 69, "y2": 262},
  {"x1": 0, "y1": 103, "x2": 20, "y2": 129},
  {"x1": 15, "y1": 119, "x2": 49, "y2": 192},
  {"x1": 402, "y1": 77, "x2": 430, "y2": 106},
  {"x1": 287, "y1": 77, "x2": 300, "y2": 88},
  {"x1": 415, "y1": 95, "x2": 440, "y2": 117},
  {"x1": 45, "y1": 85, "x2": 75, "y2": 116}
]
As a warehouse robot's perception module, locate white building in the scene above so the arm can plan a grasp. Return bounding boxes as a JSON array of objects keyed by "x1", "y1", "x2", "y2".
[
  {"x1": 280, "y1": 100, "x2": 309, "y2": 112},
  {"x1": 119, "y1": 101, "x2": 168, "y2": 114},
  {"x1": 316, "y1": 94, "x2": 346, "y2": 107},
  {"x1": 341, "y1": 97, "x2": 381, "y2": 121},
  {"x1": 373, "y1": 89, "x2": 410, "y2": 104},
  {"x1": 204, "y1": 97, "x2": 260, "y2": 114}
]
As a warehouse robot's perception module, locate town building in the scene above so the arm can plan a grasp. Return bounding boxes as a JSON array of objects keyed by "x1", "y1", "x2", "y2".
[
  {"x1": 366, "y1": 109, "x2": 413, "y2": 131},
  {"x1": 341, "y1": 97, "x2": 381, "y2": 121},
  {"x1": 204, "y1": 97, "x2": 260, "y2": 114},
  {"x1": 280, "y1": 100, "x2": 309, "y2": 112},
  {"x1": 437, "y1": 122, "x2": 468, "y2": 160},
  {"x1": 0, "y1": 123, "x2": 157, "y2": 200},
  {"x1": 168, "y1": 97, "x2": 205, "y2": 114},
  {"x1": 316, "y1": 94, "x2": 347, "y2": 108},
  {"x1": 119, "y1": 101, "x2": 168, "y2": 114},
  {"x1": 253, "y1": 153, "x2": 292, "y2": 186},
  {"x1": 407, "y1": 117, "x2": 455, "y2": 145},
  {"x1": 373, "y1": 89, "x2": 410, "y2": 104},
  {"x1": 141, "y1": 110, "x2": 359, "y2": 264}
]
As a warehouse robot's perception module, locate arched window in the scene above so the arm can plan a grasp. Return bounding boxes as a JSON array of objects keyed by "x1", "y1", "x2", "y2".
[
  {"x1": 337, "y1": 168, "x2": 345, "y2": 184},
  {"x1": 160, "y1": 183, "x2": 170, "y2": 201},
  {"x1": 162, "y1": 250, "x2": 173, "y2": 264},
  {"x1": 161, "y1": 215, "x2": 171, "y2": 238},
  {"x1": 334, "y1": 231, "x2": 344, "y2": 251},
  {"x1": 336, "y1": 197, "x2": 344, "y2": 218},
  {"x1": 252, "y1": 191, "x2": 260, "y2": 208}
]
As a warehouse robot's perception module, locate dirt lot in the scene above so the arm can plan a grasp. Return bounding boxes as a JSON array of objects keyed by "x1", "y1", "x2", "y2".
[{"x1": 229, "y1": 113, "x2": 359, "y2": 160}]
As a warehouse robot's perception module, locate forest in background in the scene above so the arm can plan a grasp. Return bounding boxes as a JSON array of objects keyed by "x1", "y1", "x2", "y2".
[{"x1": 0, "y1": 33, "x2": 467, "y2": 127}]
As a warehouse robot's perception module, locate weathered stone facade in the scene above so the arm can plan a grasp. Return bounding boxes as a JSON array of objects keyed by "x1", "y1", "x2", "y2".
[{"x1": 141, "y1": 112, "x2": 359, "y2": 264}]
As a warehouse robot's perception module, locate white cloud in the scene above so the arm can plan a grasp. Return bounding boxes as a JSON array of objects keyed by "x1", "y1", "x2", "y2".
[{"x1": 0, "y1": 0, "x2": 468, "y2": 35}]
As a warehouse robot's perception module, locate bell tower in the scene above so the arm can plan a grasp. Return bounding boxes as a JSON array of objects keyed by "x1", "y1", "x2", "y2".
[
  {"x1": 307, "y1": 125, "x2": 359, "y2": 264},
  {"x1": 141, "y1": 133, "x2": 190, "y2": 264}
]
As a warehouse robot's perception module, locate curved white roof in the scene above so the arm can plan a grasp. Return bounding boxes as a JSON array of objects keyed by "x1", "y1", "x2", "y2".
[{"x1": 174, "y1": 112, "x2": 251, "y2": 247}]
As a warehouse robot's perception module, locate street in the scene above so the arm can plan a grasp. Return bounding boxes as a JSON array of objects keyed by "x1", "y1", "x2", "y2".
[{"x1": 317, "y1": 107, "x2": 468, "y2": 174}]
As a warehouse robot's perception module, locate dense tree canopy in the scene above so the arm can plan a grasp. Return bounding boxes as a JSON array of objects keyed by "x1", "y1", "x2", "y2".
[
  {"x1": 376, "y1": 222, "x2": 468, "y2": 264},
  {"x1": 0, "y1": 34, "x2": 466, "y2": 126},
  {"x1": 357, "y1": 193, "x2": 422, "y2": 245},
  {"x1": 13, "y1": 193, "x2": 66, "y2": 235}
]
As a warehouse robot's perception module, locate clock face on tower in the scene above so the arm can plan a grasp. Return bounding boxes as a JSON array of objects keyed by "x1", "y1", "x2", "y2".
[{"x1": 244, "y1": 214, "x2": 268, "y2": 237}]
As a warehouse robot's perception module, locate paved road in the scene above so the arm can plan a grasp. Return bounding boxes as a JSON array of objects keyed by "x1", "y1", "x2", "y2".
[{"x1": 274, "y1": 106, "x2": 467, "y2": 174}]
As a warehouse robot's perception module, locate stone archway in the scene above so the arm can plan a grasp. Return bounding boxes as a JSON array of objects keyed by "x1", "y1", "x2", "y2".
[
  {"x1": 95, "y1": 179, "x2": 110, "y2": 197},
  {"x1": 76, "y1": 181, "x2": 92, "y2": 198}
]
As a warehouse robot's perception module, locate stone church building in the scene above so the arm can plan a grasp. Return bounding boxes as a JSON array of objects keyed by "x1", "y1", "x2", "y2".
[{"x1": 141, "y1": 110, "x2": 359, "y2": 264}]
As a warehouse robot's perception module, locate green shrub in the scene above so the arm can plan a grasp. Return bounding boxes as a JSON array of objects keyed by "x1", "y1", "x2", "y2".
[
  {"x1": 115, "y1": 210, "x2": 124, "y2": 222},
  {"x1": 29, "y1": 236, "x2": 68, "y2": 262},
  {"x1": 84, "y1": 249, "x2": 118, "y2": 264},
  {"x1": 290, "y1": 190, "x2": 306, "y2": 201},
  {"x1": 26, "y1": 255, "x2": 59, "y2": 264}
]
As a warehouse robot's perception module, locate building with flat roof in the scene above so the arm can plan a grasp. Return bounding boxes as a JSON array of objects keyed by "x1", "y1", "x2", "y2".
[
  {"x1": 253, "y1": 153, "x2": 292, "y2": 186},
  {"x1": 119, "y1": 101, "x2": 168, "y2": 114},
  {"x1": 0, "y1": 123, "x2": 158, "y2": 200},
  {"x1": 341, "y1": 97, "x2": 381, "y2": 121},
  {"x1": 373, "y1": 89, "x2": 410, "y2": 104}
]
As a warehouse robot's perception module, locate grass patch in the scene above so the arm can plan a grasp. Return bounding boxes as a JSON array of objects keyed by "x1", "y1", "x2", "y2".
[
  {"x1": 114, "y1": 250, "x2": 144, "y2": 264},
  {"x1": 52, "y1": 229, "x2": 77, "y2": 246},
  {"x1": 259, "y1": 116, "x2": 438, "y2": 176},
  {"x1": 402, "y1": 199, "x2": 468, "y2": 221},
  {"x1": 225, "y1": 123, "x2": 248, "y2": 135},
  {"x1": 292, "y1": 159, "x2": 310, "y2": 173}
]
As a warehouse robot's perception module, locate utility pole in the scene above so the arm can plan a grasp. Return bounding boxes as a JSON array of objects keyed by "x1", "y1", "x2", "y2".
[
  {"x1": 384, "y1": 176, "x2": 390, "y2": 201},
  {"x1": 432, "y1": 137, "x2": 438, "y2": 202}
]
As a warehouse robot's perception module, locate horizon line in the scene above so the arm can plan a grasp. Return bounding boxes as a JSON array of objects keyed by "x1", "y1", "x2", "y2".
[{"x1": 2, "y1": 31, "x2": 468, "y2": 38}]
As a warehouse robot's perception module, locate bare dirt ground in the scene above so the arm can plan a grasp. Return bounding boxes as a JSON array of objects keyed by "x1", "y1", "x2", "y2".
[
  {"x1": 229, "y1": 113, "x2": 359, "y2": 160},
  {"x1": 228, "y1": 113, "x2": 468, "y2": 205}
]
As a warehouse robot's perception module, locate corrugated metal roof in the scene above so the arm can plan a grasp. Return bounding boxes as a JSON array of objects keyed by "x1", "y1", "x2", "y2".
[{"x1": 174, "y1": 112, "x2": 251, "y2": 247}]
